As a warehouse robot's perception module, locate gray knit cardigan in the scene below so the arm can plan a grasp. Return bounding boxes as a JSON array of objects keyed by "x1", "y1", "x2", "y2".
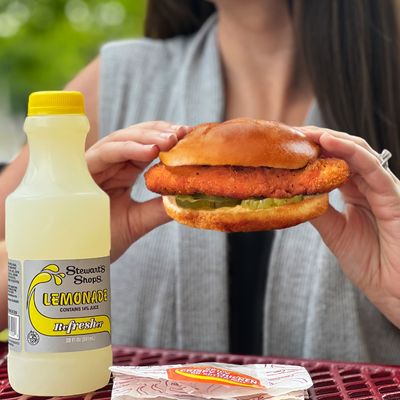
[{"x1": 99, "y1": 15, "x2": 400, "y2": 364}]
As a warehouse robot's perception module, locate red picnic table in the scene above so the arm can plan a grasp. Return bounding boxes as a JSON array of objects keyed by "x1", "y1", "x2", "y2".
[{"x1": 0, "y1": 343, "x2": 399, "y2": 400}]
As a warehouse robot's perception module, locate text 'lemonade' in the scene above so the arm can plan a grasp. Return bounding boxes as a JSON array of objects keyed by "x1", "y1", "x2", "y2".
[{"x1": 6, "y1": 91, "x2": 111, "y2": 396}]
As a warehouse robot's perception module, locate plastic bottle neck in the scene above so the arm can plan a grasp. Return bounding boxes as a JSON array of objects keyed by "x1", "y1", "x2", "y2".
[{"x1": 22, "y1": 115, "x2": 92, "y2": 192}]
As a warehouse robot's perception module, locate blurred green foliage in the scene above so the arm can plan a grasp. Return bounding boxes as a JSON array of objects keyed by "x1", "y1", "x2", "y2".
[
  {"x1": 0, "y1": 0, "x2": 147, "y2": 113},
  {"x1": 0, "y1": 329, "x2": 7, "y2": 342}
]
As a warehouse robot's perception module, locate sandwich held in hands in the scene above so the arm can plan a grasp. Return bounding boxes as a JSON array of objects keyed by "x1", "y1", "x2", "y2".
[{"x1": 144, "y1": 118, "x2": 350, "y2": 232}]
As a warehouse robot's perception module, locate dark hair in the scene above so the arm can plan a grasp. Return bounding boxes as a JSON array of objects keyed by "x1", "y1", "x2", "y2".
[{"x1": 145, "y1": 0, "x2": 400, "y2": 177}]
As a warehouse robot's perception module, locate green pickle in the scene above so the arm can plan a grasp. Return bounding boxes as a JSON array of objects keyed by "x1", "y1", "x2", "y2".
[
  {"x1": 272, "y1": 195, "x2": 304, "y2": 206},
  {"x1": 241, "y1": 195, "x2": 303, "y2": 209},
  {"x1": 176, "y1": 194, "x2": 305, "y2": 210},
  {"x1": 241, "y1": 198, "x2": 274, "y2": 209},
  {"x1": 176, "y1": 194, "x2": 241, "y2": 209}
]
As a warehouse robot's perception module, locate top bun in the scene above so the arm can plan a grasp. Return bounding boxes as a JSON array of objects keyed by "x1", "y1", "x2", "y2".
[{"x1": 160, "y1": 118, "x2": 320, "y2": 169}]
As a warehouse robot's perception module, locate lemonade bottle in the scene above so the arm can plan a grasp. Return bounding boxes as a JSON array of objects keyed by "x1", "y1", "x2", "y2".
[{"x1": 5, "y1": 91, "x2": 111, "y2": 396}]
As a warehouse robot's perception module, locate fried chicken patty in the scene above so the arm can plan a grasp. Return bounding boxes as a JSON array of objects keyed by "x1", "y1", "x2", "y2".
[{"x1": 144, "y1": 158, "x2": 350, "y2": 199}]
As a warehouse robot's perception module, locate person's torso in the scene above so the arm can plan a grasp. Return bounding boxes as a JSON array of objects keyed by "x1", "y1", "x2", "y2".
[{"x1": 99, "y1": 14, "x2": 400, "y2": 364}]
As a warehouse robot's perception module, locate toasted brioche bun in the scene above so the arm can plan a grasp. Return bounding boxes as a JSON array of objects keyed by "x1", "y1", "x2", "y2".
[
  {"x1": 160, "y1": 118, "x2": 320, "y2": 169},
  {"x1": 163, "y1": 194, "x2": 329, "y2": 232}
]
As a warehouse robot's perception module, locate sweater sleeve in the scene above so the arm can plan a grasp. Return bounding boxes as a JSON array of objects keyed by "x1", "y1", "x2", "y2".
[{"x1": 99, "y1": 37, "x2": 187, "y2": 138}]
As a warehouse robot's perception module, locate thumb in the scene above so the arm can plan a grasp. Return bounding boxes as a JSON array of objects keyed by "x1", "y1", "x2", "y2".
[
  {"x1": 310, "y1": 204, "x2": 346, "y2": 253},
  {"x1": 128, "y1": 196, "x2": 171, "y2": 241}
]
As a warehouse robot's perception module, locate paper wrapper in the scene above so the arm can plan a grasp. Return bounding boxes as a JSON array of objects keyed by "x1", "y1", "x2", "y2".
[{"x1": 110, "y1": 363, "x2": 312, "y2": 400}]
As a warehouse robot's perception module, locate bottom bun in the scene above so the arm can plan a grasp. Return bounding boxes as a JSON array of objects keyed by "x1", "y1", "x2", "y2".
[{"x1": 163, "y1": 194, "x2": 329, "y2": 232}]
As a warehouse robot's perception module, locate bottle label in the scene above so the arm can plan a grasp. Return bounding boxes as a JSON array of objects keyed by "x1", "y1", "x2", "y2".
[
  {"x1": 8, "y1": 257, "x2": 111, "y2": 353},
  {"x1": 8, "y1": 260, "x2": 22, "y2": 351}
]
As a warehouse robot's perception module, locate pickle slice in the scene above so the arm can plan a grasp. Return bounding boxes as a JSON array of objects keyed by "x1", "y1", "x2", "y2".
[
  {"x1": 273, "y1": 195, "x2": 304, "y2": 206},
  {"x1": 241, "y1": 195, "x2": 304, "y2": 209},
  {"x1": 175, "y1": 194, "x2": 305, "y2": 210},
  {"x1": 176, "y1": 194, "x2": 241, "y2": 209},
  {"x1": 241, "y1": 198, "x2": 274, "y2": 210}
]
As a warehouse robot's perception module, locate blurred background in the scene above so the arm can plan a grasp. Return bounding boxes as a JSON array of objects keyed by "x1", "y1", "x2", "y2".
[{"x1": 0, "y1": 0, "x2": 147, "y2": 169}]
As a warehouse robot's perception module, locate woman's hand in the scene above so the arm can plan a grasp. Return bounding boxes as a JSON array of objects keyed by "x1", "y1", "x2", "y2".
[
  {"x1": 298, "y1": 126, "x2": 400, "y2": 328},
  {"x1": 85, "y1": 121, "x2": 189, "y2": 262}
]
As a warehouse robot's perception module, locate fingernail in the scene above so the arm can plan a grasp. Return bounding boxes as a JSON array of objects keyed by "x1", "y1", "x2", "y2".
[
  {"x1": 160, "y1": 133, "x2": 176, "y2": 140},
  {"x1": 147, "y1": 144, "x2": 158, "y2": 151},
  {"x1": 171, "y1": 124, "x2": 191, "y2": 131}
]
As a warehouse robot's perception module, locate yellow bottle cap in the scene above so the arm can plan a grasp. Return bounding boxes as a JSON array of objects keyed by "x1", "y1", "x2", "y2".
[{"x1": 27, "y1": 91, "x2": 85, "y2": 116}]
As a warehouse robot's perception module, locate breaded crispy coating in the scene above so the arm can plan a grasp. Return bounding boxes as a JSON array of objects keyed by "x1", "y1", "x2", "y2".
[{"x1": 144, "y1": 158, "x2": 350, "y2": 199}]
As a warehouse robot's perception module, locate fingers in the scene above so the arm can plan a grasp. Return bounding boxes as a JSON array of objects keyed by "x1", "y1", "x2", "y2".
[
  {"x1": 110, "y1": 196, "x2": 170, "y2": 261},
  {"x1": 310, "y1": 204, "x2": 346, "y2": 253},
  {"x1": 107, "y1": 128, "x2": 180, "y2": 152},
  {"x1": 87, "y1": 121, "x2": 191, "y2": 175},
  {"x1": 298, "y1": 126, "x2": 379, "y2": 156},
  {"x1": 129, "y1": 197, "x2": 171, "y2": 240},
  {"x1": 296, "y1": 126, "x2": 400, "y2": 225},
  {"x1": 86, "y1": 141, "x2": 159, "y2": 175},
  {"x1": 103, "y1": 122, "x2": 190, "y2": 151},
  {"x1": 318, "y1": 133, "x2": 396, "y2": 196},
  {"x1": 296, "y1": 126, "x2": 398, "y2": 197}
]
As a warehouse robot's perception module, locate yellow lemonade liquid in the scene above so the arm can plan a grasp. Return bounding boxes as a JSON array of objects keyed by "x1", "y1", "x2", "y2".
[{"x1": 5, "y1": 92, "x2": 111, "y2": 396}]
